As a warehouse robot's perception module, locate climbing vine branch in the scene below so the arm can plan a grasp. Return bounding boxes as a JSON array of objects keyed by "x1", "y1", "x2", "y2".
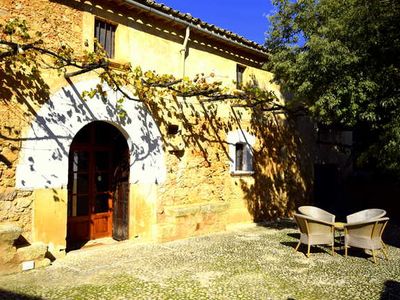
[{"x1": 0, "y1": 18, "x2": 302, "y2": 116}]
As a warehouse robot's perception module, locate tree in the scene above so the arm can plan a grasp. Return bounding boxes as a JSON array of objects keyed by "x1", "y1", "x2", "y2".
[{"x1": 266, "y1": 0, "x2": 400, "y2": 174}]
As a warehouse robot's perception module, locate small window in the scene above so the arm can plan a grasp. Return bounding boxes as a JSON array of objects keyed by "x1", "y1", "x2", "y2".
[
  {"x1": 236, "y1": 65, "x2": 246, "y2": 89},
  {"x1": 228, "y1": 130, "x2": 255, "y2": 175},
  {"x1": 94, "y1": 19, "x2": 116, "y2": 58},
  {"x1": 235, "y1": 143, "x2": 244, "y2": 171},
  {"x1": 235, "y1": 143, "x2": 253, "y2": 172}
]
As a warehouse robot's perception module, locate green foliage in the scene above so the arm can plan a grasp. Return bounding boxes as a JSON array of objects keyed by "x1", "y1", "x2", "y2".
[
  {"x1": 266, "y1": 0, "x2": 400, "y2": 174},
  {"x1": 2, "y1": 18, "x2": 31, "y2": 40}
]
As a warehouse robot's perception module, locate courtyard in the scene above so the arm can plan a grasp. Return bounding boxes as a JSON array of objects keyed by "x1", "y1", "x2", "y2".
[{"x1": 0, "y1": 221, "x2": 399, "y2": 300}]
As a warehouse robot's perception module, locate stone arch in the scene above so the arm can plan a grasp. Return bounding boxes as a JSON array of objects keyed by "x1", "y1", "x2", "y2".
[{"x1": 16, "y1": 79, "x2": 166, "y2": 189}]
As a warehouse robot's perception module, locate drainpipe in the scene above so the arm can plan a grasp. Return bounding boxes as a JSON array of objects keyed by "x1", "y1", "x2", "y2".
[{"x1": 180, "y1": 26, "x2": 190, "y2": 78}]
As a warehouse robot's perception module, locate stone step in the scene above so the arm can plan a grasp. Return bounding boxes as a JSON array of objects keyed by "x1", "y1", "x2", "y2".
[
  {"x1": 16, "y1": 242, "x2": 47, "y2": 262},
  {"x1": 0, "y1": 223, "x2": 51, "y2": 274}
]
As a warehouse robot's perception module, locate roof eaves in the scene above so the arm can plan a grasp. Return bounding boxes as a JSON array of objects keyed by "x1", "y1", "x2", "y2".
[{"x1": 119, "y1": 0, "x2": 269, "y2": 58}]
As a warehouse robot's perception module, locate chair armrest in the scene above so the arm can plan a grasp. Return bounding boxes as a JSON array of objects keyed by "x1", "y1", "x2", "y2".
[
  {"x1": 298, "y1": 214, "x2": 335, "y2": 227},
  {"x1": 344, "y1": 217, "x2": 389, "y2": 228}
]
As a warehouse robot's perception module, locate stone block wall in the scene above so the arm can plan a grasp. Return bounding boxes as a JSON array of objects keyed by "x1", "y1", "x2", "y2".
[
  {"x1": 0, "y1": 190, "x2": 33, "y2": 241},
  {"x1": 158, "y1": 202, "x2": 229, "y2": 242},
  {"x1": 1, "y1": 0, "x2": 83, "y2": 54},
  {"x1": 152, "y1": 97, "x2": 311, "y2": 227},
  {"x1": 0, "y1": 102, "x2": 36, "y2": 241}
]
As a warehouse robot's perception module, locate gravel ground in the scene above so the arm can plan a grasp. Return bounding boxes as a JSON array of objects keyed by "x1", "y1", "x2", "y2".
[{"x1": 0, "y1": 221, "x2": 399, "y2": 300}]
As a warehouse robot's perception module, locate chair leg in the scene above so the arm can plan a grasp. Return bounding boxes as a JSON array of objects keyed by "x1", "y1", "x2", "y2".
[
  {"x1": 382, "y1": 241, "x2": 388, "y2": 251},
  {"x1": 331, "y1": 243, "x2": 335, "y2": 256},
  {"x1": 372, "y1": 250, "x2": 377, "y2": 264},
  {"x1": 345, "y1": 246, "x2": 348, "y2": 257},
  {"x1": 295, "y1": 241, "x2": 301, "y2": 252},
  {"x1": 381, "y1": 248, "x2": 388, "y2": 261},
  {"x1": 307, "y1": 244, "x2": 311, "y2": 257},
  {"x1": 381, "y1": 242, "x2": 389, "y2": 261}
]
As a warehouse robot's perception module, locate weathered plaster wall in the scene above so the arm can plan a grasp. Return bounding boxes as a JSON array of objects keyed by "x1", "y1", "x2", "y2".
[
  {"x1": 15, "y1": 79, "x2": 166, "y2": 189},
  {"x1": 129, "y1": 183, "x2": 158, "y2": 241}
]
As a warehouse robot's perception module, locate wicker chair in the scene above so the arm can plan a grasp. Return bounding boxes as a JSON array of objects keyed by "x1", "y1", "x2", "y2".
[
  {"x1": 346, "y1": 208, "x2": 386, "y2": 223},
  {"x1": 293, "y1": 213, "x2": 335, "y2": 257},
  {"x1": 298, "y1": 206, "x2": 336, "y2": 223},
  {"x1": 344, "y1": 217, "x2": 389, "y2": 263}
]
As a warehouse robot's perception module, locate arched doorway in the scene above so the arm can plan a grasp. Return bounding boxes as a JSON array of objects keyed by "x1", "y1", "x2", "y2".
[{"x1": 67, "y1": 121, "x2": 129, "y2": 250}]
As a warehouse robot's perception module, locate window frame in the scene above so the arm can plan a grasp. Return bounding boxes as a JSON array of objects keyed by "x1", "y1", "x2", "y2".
[{"x1": 94, "y1": 18, "x2": 117, "y2": 59}]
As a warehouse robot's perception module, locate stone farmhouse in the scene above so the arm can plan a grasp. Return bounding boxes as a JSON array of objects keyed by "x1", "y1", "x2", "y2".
[{"x1": 0, "y1": 0, "x2": 311, "y2": 270}]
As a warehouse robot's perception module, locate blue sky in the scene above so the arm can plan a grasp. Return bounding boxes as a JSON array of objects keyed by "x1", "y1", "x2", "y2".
[{"x1": 158, "y1": 0, "x2": 275, "y2": 45}]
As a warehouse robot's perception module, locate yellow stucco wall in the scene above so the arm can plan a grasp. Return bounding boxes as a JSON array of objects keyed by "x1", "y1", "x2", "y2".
[
  {"x1": 33, "y1": 189, "x2": 67, "y2": 249},
  {"x1": 82, "y1": 8, "x2": 278, "y2": 92},
  {"x1": 128, "y1": 183, "x2": 158, "y2": 242}
]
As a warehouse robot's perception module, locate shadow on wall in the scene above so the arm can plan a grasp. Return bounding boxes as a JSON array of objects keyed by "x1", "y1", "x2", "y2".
[
  {"x1": 143, "y1": 84, "x2": 311, "y2": 219},
  {"x1": 4, "y1": 69, "x2": 165, "y2": 190},
  {"x1": 0, "y1": 62, "x2": 50, "y2": 144},
  {"x1": 0, "y1": 59, "x2": 51, "y2": 234},
  {"x1": 0, "y1": 62, "x2": 50, "y2": 108},
  {"x1": 239, "y1": 110, "x2": 312, "y2": 221},
  {"x1": 238, "y1": 78, "x2": 311, "y2": 220},
  {"x1": 144, "y1": 94, "x2": 233, "y2": 169},
  {"x1": 0, "y1": 59, "x2": 52, "y2": 234}
]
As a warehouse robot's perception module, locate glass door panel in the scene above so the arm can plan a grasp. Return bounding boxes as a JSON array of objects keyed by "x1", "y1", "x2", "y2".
[
  {"x1": 72, "y1": 151, "x2": 89, "y2": 172},
  {"x1": 95, "y1": 151, "x2": 110, "y2": 171},
  {"x1": 95, "y1": 172, "x2": 109, "y2": 192},
  {"x1": 76, "y1": 195, "x2": 90, "y2": 216},
  {"x1": 95, "y1": 194, "x2": 110, "y2": 213}
]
